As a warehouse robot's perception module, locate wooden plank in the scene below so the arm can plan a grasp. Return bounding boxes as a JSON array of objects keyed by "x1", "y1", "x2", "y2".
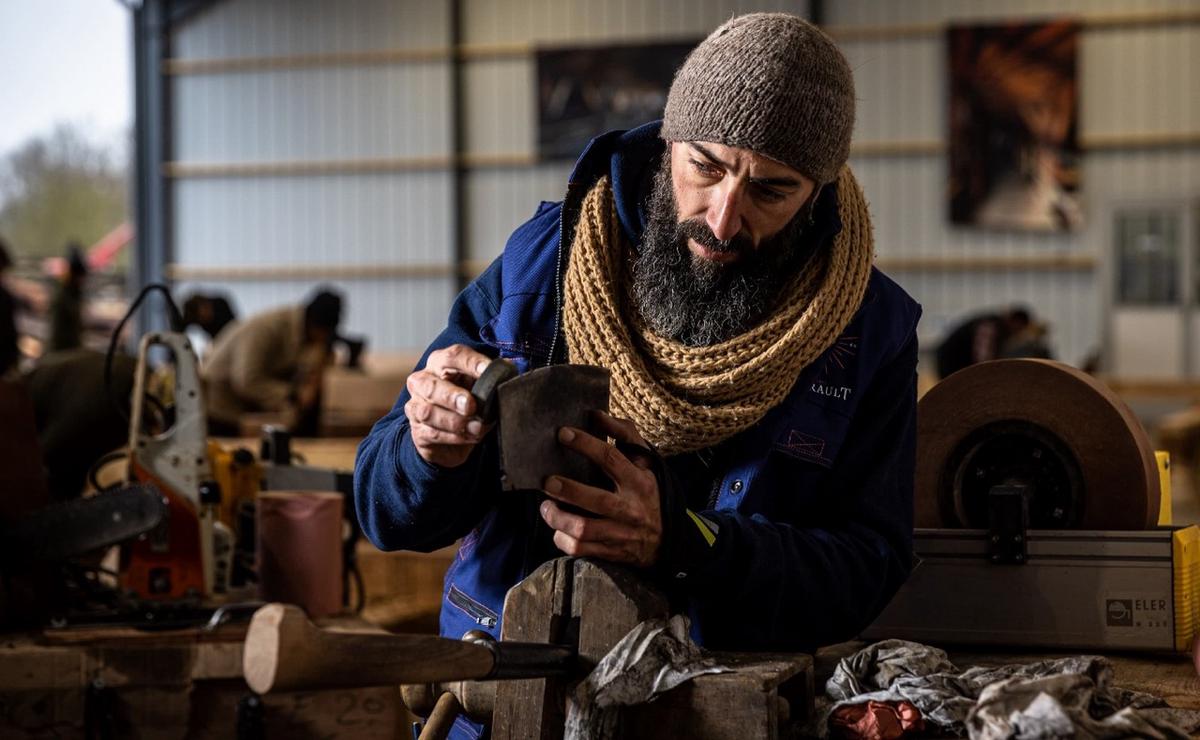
[
  {"x1": 161, "y1": 128, "x2": 1200, "y2": 186},
  {"x1": 164, "y1": 47, "x2": 452, "y2": 75},
  {"x1": 878, "y1": 254, "x2": 1096, "y2": 273},
  {"x1": 570, "y1": 559, "x2": 669, "y2": 668},
  {"x1": 1085, "y1": 131, "x2": 1200, "y2": 151},
  {"x1": 163, "y1": 156, "x2": 453, "y2": 178},
  {"x1": 826, "y1": 9, "x2": 1200, "y2": 42},
  {"x1": 491, "y1": 557, "x2": 575, "y2": 740},
  {"x1": 628, "y1": 653, "x2": 813, "y2": 740},
  {"x1": 165, "y1": 262, "x2": 454, "y2": 281}
]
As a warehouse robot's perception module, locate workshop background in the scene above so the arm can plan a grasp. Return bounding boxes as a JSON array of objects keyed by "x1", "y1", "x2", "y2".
[
  {"x1": 2, "y1": 0, "x2": 1200, "y2": 737},
  {"x1": 146, "y1": 0, "x2": 1199, "y2": 376}
]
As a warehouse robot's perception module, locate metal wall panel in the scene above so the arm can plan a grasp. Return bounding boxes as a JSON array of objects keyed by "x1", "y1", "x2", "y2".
[
  {"x1": 828, "y1": 0, "x2": 1200, "y2": 26},
  {"x1": 849, "y1": 155, "x2": 1079, "y2": 258},
  {"x1": 463, "y1": 59, "x2": 535, "y2": 156},
  {"x1": 1082, "y1": 26, "x2": 1200, "y2": 138},
  {"x1": 461, "y1": 0, "x2": 806, "y2": 45},
  {"x1": 843, "y1": 24, "x2": 1199, "y2": 146},
  {"x1": 465, "y1": 164, "x2": 573, "y2": 263},
  {"x1": 171, "y1": 1, "x2": 455, "y2": 350},
  {"x1": 173, "y1": 0, "x2": 450, "y2": 58},
  {"x1": 829, "y1": 1, "x2": 1200, "y2": 372},
  {"x1": 173, "y1": 174, "x2": 454, "y2": 266},
  {"x1": 166, "y1": 0, "x2": 1199, "y2": 358},
  {"x1": 898, "y1": 271, "x2": 1099, "y2": 368},
  {"x1": 175, "y1": 278, "x2": 456, "y2": 354},
  {"x1": 173, "y1": 66, "x2": 452, "y2": 161}
]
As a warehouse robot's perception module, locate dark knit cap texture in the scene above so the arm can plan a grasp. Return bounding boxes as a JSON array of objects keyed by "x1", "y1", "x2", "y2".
[{"x1": 661, "y1": 13, "x2": 855, "y2": 184}]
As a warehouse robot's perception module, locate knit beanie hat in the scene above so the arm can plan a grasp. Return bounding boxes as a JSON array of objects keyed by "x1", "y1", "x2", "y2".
[{"x1": 661, "y1": 13, "x2": 855, "y2": 185}]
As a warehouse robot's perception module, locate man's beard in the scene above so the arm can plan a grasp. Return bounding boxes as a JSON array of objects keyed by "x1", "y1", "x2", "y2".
[{"x1": 631, "y1": 156, "x2": 814, "y2": 347}]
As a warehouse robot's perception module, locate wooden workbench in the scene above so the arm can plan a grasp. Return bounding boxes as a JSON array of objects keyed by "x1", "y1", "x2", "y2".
[{"x1": 0, "y1": 618, "x2": 404, "y2": 739}]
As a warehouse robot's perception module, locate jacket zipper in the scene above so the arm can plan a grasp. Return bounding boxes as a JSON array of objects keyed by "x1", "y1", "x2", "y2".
[
  {"x1": 448, "y1": 585, "x2": 498, "y2": 628},
  {"x1": 546, "y1": 182, "x2": 582, "y2": 367}
]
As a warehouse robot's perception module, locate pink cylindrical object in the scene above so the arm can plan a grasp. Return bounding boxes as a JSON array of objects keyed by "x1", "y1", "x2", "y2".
[{"x1": 256, "y1": 492, "x2": 344, "y2": 618}]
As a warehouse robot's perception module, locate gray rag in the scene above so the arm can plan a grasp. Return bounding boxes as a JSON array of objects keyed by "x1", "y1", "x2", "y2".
[
  {"x1": 821, "y1": 639, "x2": 1200, "y2": 739},
  {"x1": 564, "y1": 614, "x2": 729, "y2": 740}
]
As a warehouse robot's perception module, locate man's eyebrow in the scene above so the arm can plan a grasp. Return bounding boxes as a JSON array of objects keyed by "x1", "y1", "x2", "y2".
[
  {"x1": 687, "y1": 143, "x2": 801, "y2": 189},
  {"x1": 688, "y1": 142, "x2": 730, "y2": 170}
]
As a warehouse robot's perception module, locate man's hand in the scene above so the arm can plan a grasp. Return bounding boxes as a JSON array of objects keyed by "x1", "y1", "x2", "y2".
[
  {"x1": 405, "y1": 344, "x2": 493, "y2": 468},
  {"x1": 539, "y1": 411, "x2": 663, "y2": 567}
]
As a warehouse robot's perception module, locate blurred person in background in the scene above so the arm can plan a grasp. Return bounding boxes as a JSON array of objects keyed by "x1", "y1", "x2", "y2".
[
  {"x1": 935, "y1": 305, "x2": 1052, "y2": 380},
  {"x1": 201, "y1": 287, "x2": 343, "y2": 436},
  {"x1": 182, "y1": 291, "x2": 238, "y2": 359},
  {"x1": 0, "y1": 237, "x2": 20, "y2": 377},
  {"x1": 183, "y1": 292, "x2": 237, "y2": 341},
  {"x1": 47, "y1": 242, "x2": 89, "y2": 352}
]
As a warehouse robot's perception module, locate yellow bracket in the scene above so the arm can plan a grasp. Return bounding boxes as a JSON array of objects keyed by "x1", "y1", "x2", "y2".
[{"x1": 1156, "y1": 451, "x2": 1172, "y2": 527}]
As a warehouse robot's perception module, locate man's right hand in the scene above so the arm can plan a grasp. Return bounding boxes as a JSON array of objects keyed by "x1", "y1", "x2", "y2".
[{"x1": 404, "y1": 344, "x2": 494, "y2": 468}]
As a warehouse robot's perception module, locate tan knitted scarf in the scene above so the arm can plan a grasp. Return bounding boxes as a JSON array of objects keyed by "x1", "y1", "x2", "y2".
[{"x1": 562, "y1": 166, "x2": 874, "y2": 455}]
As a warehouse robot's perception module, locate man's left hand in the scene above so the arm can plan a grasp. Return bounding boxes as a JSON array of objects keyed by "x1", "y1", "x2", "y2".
[{"x1": 539, "y1": 411, "x2": 662, "y2": 567}]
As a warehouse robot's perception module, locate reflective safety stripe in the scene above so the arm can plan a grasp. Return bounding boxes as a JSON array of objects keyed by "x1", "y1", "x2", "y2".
[{"x1": 686, "y1": 509, "x2": 718, "y2": 546}]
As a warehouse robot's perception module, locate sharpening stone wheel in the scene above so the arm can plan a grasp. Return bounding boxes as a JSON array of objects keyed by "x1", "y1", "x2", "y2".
[{"x1": 916, "y1": 359, "x2": 1160, "y2": 530}]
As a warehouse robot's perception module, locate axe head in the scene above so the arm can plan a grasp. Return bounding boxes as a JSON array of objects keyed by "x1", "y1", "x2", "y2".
[{"x1": 497, "y1": 365, "x2": 610, "y2": 492}]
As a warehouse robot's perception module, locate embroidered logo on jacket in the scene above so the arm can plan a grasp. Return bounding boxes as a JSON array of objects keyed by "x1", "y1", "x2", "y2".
[{"x1": 809, "y1": 336, "x2": 859, "y2": 402}]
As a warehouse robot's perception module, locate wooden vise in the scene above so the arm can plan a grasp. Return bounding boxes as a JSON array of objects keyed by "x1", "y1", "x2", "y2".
[{"x1": 245, "y1": 557, "x2": 813, "y2": 739}]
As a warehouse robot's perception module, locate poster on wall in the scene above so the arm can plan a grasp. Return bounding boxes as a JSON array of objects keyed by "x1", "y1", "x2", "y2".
[
  {"x1": 536, "y1": 41, "x2": 696, "y2": 160},
  {"x1": 948, "y1": 19, "x2": 1082, "y2": 232}
]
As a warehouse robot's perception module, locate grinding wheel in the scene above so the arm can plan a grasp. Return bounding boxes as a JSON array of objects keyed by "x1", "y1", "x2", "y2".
[{"x1": 916, "y1": 359, "x2": 1160, "y2": 530}]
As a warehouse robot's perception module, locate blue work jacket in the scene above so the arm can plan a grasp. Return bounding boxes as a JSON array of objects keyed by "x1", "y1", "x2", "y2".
[{"x1": 356, "y1": 121, "x2": 921, "y2": 675}]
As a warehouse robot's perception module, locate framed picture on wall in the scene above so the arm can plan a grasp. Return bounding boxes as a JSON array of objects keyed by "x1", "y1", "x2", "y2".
[
  {"x1": 947, "y1": 19, "x2": 1082, "y2": 232},
  {"x1": 536, "y1": 41, "x2": 696, "y2": 160}
]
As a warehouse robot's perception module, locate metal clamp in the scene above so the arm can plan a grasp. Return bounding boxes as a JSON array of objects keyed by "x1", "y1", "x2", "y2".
[{"x1": 987, "y1": 483, "x2": 1030, "y2": 565}]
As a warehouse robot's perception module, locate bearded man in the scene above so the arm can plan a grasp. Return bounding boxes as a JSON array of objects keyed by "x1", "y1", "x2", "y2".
[{"x1": 356, "y1": 11, "x2": 920, "y2": 686}]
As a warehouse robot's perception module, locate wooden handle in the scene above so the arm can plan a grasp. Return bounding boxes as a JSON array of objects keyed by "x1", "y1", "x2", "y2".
[
  {"x1": 243, "y1": 603, "x2": 496, "y2": 694},
  {"x1": 418, "y1": 692, "x2": 464, "y2": 740}
]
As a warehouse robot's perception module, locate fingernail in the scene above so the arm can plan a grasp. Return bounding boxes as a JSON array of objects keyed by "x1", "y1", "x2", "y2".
[
  {"x1": 558, "y1": 427, "x2": 575, "y2": 443},
  {"x1": 544, "y1": 477, "x2": 561, "y2": 493},
  {"x1": 476, "y1": 360, "x2": 490, "y2": 375},
  {"x1": 540, "y1": 501, "x2": 551, "y2": 517},
  {"x1": 467, "y1": 420, "x2": 482, "y2": 436},
  {"x1": 455, "y1": 394, "x2": 468, "y2": 413}
]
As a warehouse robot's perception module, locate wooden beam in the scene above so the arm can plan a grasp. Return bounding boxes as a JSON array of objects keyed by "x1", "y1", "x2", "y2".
[
  {"x1": 826, "y1": 9, "x2": 1200, "y2": 43},
  {"x1": 167, "y1": 254, "x2": 1096, "y2": 284},
  {"x1": 878, "y1": 254, "x2": 1096, "y2": 272},
  {"x1": 162, "y1": 9, "x2": 1200, "y2": 78},
  {"x1": 1084, "y1": 131, "x2": 1200, "y2": 151},
  {"x1": 163, "y1": 153, "x2": 543, "y2": 178},
  {"x1": 162, "y1": 128, "x2": 1200, "y2": 179},
  {"x1": 825, "y1": 22, "x2": 941, "y2": 42},
  {"x1": 164, "y1": 48, "x2": 451, "y2": 75},
  {"x1": 165, "y1": 263, "x2": 454, "y2": 281},
  {"x1": 850, "y1": 140, "x2": 944, "y2": 157},
  {"x1": 163, "y1": 157, "x2": 452, "y2": 178},
  {"x1": 1083, "y1": 9, "x2": 1200, "y2": 31}
]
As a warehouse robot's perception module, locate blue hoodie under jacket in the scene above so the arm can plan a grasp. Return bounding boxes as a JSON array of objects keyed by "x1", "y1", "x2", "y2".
[{"x1": 355, "y1": 121, "x2": 921, "y2": 674}]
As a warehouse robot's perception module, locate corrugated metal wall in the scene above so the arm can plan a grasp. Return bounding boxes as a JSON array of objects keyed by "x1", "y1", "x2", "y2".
[
  {"x1": 167, "y1": 0, "x2": 1200, "y2": 366},
  {"x1": 170, "y1": 0, "x2": 808, "y2": 350},
  {"x1": 833, "y1": 0, "x2": 1200, "y2": 366}
]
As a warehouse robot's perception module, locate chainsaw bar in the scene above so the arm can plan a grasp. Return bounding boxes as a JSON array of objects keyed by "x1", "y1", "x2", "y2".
[{"x1": 0, "y1": 484, "x2": 167, "y2": 565}]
